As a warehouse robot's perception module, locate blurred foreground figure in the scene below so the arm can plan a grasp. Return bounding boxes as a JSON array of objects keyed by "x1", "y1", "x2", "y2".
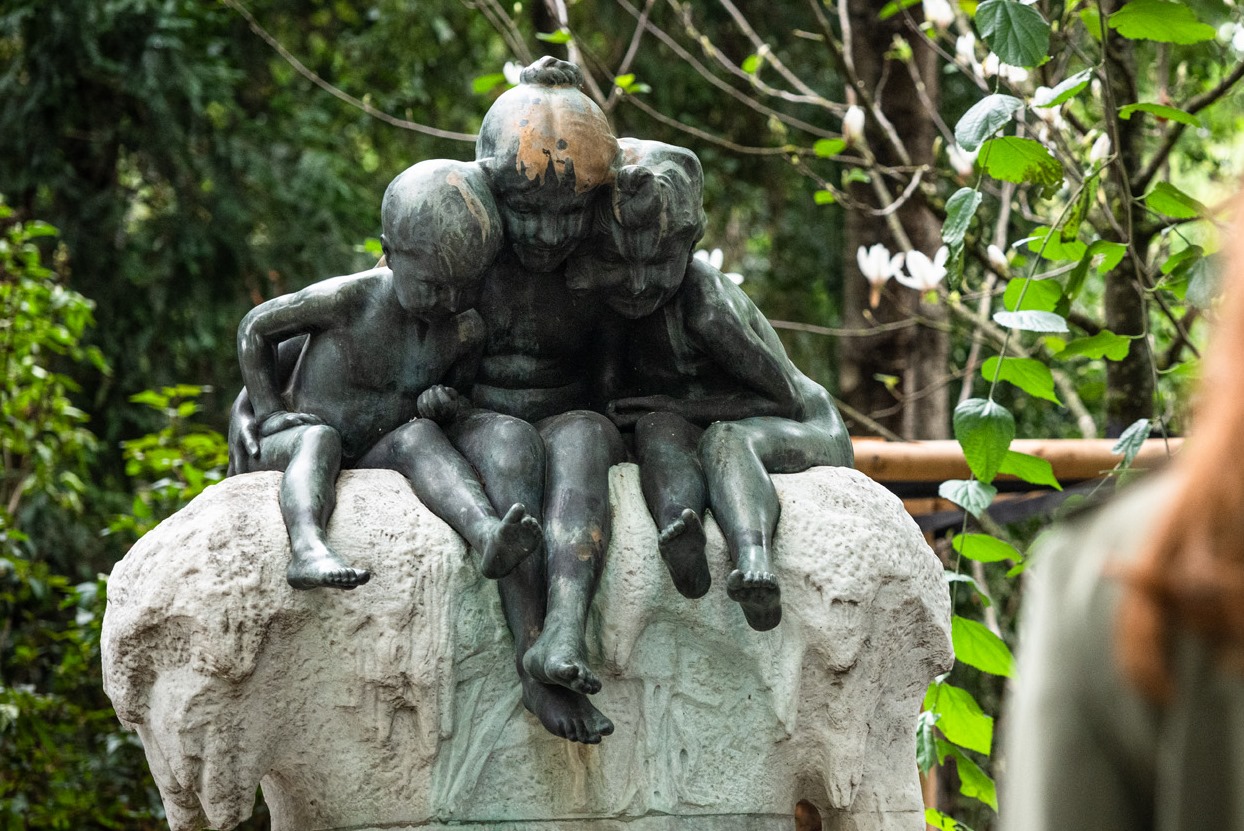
[{"x1": 1002, "y1": 205, "x2": 1244, "y2": 831}]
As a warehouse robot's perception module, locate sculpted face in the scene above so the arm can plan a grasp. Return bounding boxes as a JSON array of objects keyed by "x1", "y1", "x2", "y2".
[
  {"x1": 477, "y1": 57, "x2": 619, "y2": 272},
  {"x1": 382, "y1": 237, "x2": 482, "y2": 319}
]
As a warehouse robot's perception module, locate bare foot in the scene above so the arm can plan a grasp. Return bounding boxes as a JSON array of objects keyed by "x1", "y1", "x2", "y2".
[
  {"x1": 522, "y1": 621, "x2": 600, "y2": 694},
  {"x1": 479, "y1": 503, "x2": 542, "y2": 579},
  {"x1": 726, "y1": 545, "x2": 781, "y2": 631},
  {"x1": 521, "y1": 674, "x2": 614, "y2": 744},
  {"x1": 287, "y1": 542, "x2": 371, "y2": 590},
  {"x1": 658, "y1": 508, "x2": 710, "y2": 599}
]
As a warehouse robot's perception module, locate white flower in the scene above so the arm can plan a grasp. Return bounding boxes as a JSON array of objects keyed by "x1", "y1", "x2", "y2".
[
  {"x1": 1089, "y1": 132, "x2": 1112, "y2": 165},
  {"x1": 947, "y1": 143, "x2": 979, "y2": 178},
  {"x1": 857, "y1": 243, "x2": 904, "y2": 308},
  {"x1": 896, "y1": 246, "x2": 949, "y2": 292},
  {"x1": 956, "y1": 33, "x2": 977, "y2": 63},
  {"x1": 1233, "y1": 24, "x2": 1244, "y2": 53},
  {"x1": 982, "y1": 53, "x2": 1029, "y2": 85},
  {"x1": 503, "y1": 61, "x2": 524, "y2": 86},
  {"x1": 843, "y1": 105, "x2": 866, "y2": 148},
  {"x1": 923, "y1": 0, "x2": 955, "y2": 30},
  {"x1": 987, "y1": 244, "x2": 1010, "y2": 275},
  {"x1": 695, "y1": 248, "x2": 744, "y2": 284}
]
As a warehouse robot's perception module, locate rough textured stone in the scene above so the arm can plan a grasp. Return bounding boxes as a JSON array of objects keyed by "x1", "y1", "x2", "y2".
[{"x1": 102, "y1": 464, "x2": 952, "y2": 831}]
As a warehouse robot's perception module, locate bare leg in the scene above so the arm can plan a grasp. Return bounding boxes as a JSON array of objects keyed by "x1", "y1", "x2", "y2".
[
  {"x1": 252, "y1": 424, "x2": 371, "y2": 590},
  {"x1": 635, "y1": 412, "x2": 709, "y2": 599},
  {"x1": 357, "y1": 419, "x2": 540, "y2": 579},
  {"x1": 699, "y1": 416, "x2": 850, "y2": 630},
  {"x1": 449, "y1": 411, "x2": 614, "y2": 744},
  {"x1": 523, "y1": 411, "x2": 625, "y2": 697}
]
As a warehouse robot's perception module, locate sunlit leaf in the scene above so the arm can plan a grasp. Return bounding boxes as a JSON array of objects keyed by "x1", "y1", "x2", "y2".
[
  {"x1": 1037, "y1": 68, "x2": 1093, "y2": 107},
  {"x1": 1118, "y1": 102, "x2": 1200, "y2": 127},
  {"x1": 1026, "y1": 225, "x2": 1086, "y2": 261},
  {"x1": 999, "y1": 450, "x2": 1062, "y2": 490},
  {"x1": 953, "y1": 398, "x2": 1015, "y2": 484},
  {"x1": 924, "y1": 681, "x2": 994, "y2": 755},
  {"x1": 814, "y1": 138, "x2": 847, "y2": 158},
  {"x1": 977, "y1": 137, "x2": 1062, "y2": 187},
  {"x1": 1057, "y1": 330, "x2": 1133, "y2": 361},
  {"x1": 952, "y1": 532, "x2": 1021, "y2": 563},
  {"x1": 982, "y1": 356, "x2": 1062, "y2": 404},
  {"x1": 952, "y1": 615, "x2": 1016, "y2": 677},
  {"x1": 879, "y1": 0, "x2": 921, "y2": 20},
  {"x1": 1107, "y1": 0, "x2": 1215, "y2": 44},
  {"x1": 1003, "y1": 278, "x2": 1062, "y2": 312},
  {"x1": 1145, "y1": 182, "x2": 1207, "y2": 220}
]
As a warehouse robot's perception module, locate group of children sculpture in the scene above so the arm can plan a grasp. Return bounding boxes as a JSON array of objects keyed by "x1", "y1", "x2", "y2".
[{"x1": 228, "y1": 57, "x2": 854, "y2": 746}]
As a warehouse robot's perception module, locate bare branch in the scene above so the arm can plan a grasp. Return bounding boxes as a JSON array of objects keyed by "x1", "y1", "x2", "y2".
[
  {"x1": 465, "y1": 0, "x2": 533, "y2": 64},
  {"x1": 604, "y1": 0, "x2": 657, "y2": 112},
  {"x1": 619, "y1": 95, "x2": 810, "y2": 155},
  {"x1": 222, "y1": 0, "x2": 476, "y2": 142},
  {"x1": 712, "y1": 0, "x2": 837, "y2": 106}
]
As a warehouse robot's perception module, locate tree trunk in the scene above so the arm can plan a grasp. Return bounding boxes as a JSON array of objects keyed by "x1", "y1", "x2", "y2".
[
  {"x1": 839, "y1": 1, "x2": 949, "y2": 440},
  {"x1": 1101, "y1": 0, "x2": 1154, "y2": 437}
]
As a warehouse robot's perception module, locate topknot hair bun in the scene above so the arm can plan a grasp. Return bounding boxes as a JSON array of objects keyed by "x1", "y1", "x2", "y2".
[{"x1": 519, "y1": 56, "x2": 584, "y2": 88}]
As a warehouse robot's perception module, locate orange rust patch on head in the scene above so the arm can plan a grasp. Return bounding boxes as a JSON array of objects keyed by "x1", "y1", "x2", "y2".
[{"x1": 487, "y1": 87, "x2": 618, "y2": 193}]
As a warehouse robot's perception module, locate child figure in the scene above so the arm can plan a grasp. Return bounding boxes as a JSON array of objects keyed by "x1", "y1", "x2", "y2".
[
  {"x1": 235, "y1": 159, "x2": 541, "y2": 590},
  {"x1": 567, "y1": 139, "x2": 854, "y2": 631}
]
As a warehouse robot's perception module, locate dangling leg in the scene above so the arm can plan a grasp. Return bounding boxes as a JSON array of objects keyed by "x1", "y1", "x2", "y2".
[
  {"x1": 358, "y1": 419, "x2": 540, "y2": 579},
  {"x1": 253, "y1": 424, "x2": 370, "y2": 590},
  {"x1": 449, "y1": 411, "x2": 613, "y2": 744},
  {"x1": 635, "y1": 412, "x2": 709, "y2": 598},
  {"x1": 523, "y1": 411, "x2": 625, "y2": 698}
]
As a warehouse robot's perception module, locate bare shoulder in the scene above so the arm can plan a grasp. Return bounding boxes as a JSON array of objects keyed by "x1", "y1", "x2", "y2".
[{"x1": 684, "y1": 258, "x2": 760, "y2": 332}]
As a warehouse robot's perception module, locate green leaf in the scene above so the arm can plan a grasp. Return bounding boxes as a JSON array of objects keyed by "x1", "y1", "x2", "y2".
[
  {"x1": 924, "y1": 681, "x2": 994, "y2": 755},
  {"x1": 955, "y1": 94, "x2": 1023, "y2": 152},
  {"x1": 917, "y1": 710, "x2": 940, "y2": 773},
  {"x1": 1026, "y1": 225, "x2": 1086, "y2": 261},
  {"x1": 1003, "y1": 277, "x2": 1062, "y2": 312},
  {"x1": 1057, "y1": 330, "x2": 1133, "y2": 361},
  {"x1": 952, "y1": 615, "x2": 1016, "y2": 677},
  {"x1": 975, "y1": 0, "x2": 1051, "y2": 67},
  {"x1": 939, "y1": 479, "x2": 998, "y2": 518},
  {"x1": 946, "y1": 572, "x2": 993, "y2": 607},
  {"x1": 983, "y1": 356, "x2": 1062, "y2": 404},
  {"x1": 953, "y1": 398, "x2": 1015, "y2": 484},
  {"x1": 1118, "y1": 102, "x2": 1200, "y2": 127},
  {"x1": 993, "y1": 310, "x2": 1069, "y2": 333},
  {"x1": 999, "y1": 450, "x2": 1062, "y2": 490},
  {"x1": 813, "y1": 189, "x2": 836, "y2": 205},
  {"x1": 943, "y1": 188, "x2": 983, "y2": 246},
  {"x1": 471, "y1": 72, "x2": 508, "y2": 95},
  {"x1": 925, "y1": 808, "x2": 976, "y2": 831},
  {"x1": 1037, "y1": 68, "x2": 1093, "y2": 107},
  {"x1": 1145, "y1": 182, "x2": 1207, "y2": 220},
  {"x1": 1161, "y1": 245, "x2": 1204, "y2": 276},
  {"x1": 879, "y1": 0, "x2": 922, "y2": 20},
  {"x1": 814, "y1": 138, "x2": 847, "y2": 158},
  {"x1": 1111, "y1": 418, "x2": 1152, "y2": 467},
  {"x1": 536, "y1": 28, "x2": 573, "y2": 44},
  {"x1": 1107, "y1": 0, "x2": 1215, "y2": 44},
  {"x1": 943, "y1": 743, "x2": 999, "y2": 810},
  {"x1": 952, "y1": 532, "x2": 1022, "y2": 563},
  {"x1": 741, "y1": 54, "x2": 761, "y2": 74},
  {"x1": 978, "y1": 137, "x2": 1063, "y2": 188}
]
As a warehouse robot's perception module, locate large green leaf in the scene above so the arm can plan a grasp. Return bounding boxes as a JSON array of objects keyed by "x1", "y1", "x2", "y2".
[
  {"x1": 953, "y1": 398, "x2": 1015, "y2": 484},
  {"x1": 943, "y1": 188, "x2": 984, "y2": 247},
  {"x1": 1107, "y1": 0, "x2": 1215, "y2": 44},
  {"x1": 1118, "y1": 102, "x2": 1200, "y2": 127},
  {"x1": 976, "y1": 0, "x2": 1051, "y2": 67},
  {"x1": 999, "y1": 450, "x2": 1062, "y2": 490},
  {"x1": 955, "y1": 95, "x2": 1023, "y2": 152},
  {"x1": 1057, "y1": 330, "x2": 1133, "y2": 361},
  {"x1": 939, "y1": 479, "x2": 998, "y2": 518},
  {"x1": 1145, "y1": 182, "x2": 1207, "y2": 220},
  {"x1": 982, "y1": 356, "x2": 1062, "y2": 404},
  {"x1": 993, "y1": 310, "x2": 1069, "y2": 333},
  {"x1": 978, "y1": 137, "x2": 1063, "y2": 187},
  {"x1": 952, "y1": 616, "x2": 1016, "y2": 677},
  {"x1": 1003, "y1": 277, "x2": 1062, "y2": 312},
  {"x1": 924, "y1": 681, "x2": 994, "y2": 755},
  {"x1": 940, "y1": 742, "x2": 1000, "y2": 811},
  {"x1": 1112, "y1": 418, "x2": 1153, "y2": 469},
  {"x1": 1037, "y1": 68, "x2": 1093, "y2": 107},
  {"x1": 952, "y1": 532, "x2": 1022, "y2": 563}
]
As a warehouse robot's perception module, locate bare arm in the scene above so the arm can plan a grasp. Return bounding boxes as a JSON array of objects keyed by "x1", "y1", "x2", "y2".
[{"x1": 236, "y1": 273, "x2": 372, "y2": 423}]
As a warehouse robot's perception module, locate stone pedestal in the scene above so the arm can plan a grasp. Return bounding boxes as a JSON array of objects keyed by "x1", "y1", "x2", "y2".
[{"x1": 102, "y1": 465, "x2": 952, "y2": 831}]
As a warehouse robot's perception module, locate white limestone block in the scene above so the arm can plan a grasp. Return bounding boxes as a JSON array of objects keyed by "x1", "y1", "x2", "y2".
[{"x1": 102, "y1": 464, "x2": 952, "y2": 831}]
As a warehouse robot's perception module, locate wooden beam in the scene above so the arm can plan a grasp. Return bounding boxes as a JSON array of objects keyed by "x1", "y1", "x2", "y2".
[{"x1": 852, "y1": 438, "x2": 1182, "y2": 484}]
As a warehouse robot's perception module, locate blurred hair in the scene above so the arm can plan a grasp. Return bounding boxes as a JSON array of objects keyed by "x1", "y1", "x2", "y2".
[{"x1": 1117, "y1": 201, "x2": 1244, "y2": 703}]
